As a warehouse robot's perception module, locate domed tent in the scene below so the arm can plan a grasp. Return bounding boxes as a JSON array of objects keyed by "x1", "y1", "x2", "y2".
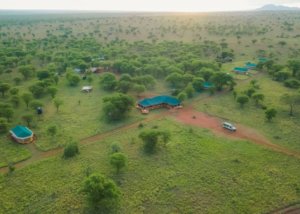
[{"x1": 9, "y1": 125, "x2": 34, "y2": 144}]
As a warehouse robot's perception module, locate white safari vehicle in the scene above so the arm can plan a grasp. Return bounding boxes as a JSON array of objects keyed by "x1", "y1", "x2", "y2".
[{"x1": 222, "y1": 122, "x2": 236, "y2": 131}]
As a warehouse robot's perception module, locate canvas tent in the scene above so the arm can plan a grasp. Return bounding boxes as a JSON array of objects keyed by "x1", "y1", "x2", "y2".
[
  {"x1": 137, "y1": 96, "x2": 181, "y2": 112},
  {"x1": 10, "y1": 125, "x2": 34, "y2": 144}
]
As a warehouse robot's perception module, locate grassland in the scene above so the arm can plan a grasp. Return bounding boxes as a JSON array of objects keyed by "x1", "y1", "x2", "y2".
[
  {"x1": 196, "y1": 73, "x2": 300, "y2": 151},
  {"x1": 0, "y1": 118, "x2": 300, "y2": 213},
  {"x1": 0, "y1": 11, "x2": 300, "y2": 213}
]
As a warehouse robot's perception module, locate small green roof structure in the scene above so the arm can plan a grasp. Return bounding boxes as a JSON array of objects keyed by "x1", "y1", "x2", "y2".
[
  {"x1": 10, "y1": 125, "x2": 34, "y2": 144},
  {"x1": 258, "y1": 57, "x2": 268, "y2": 63},
  {"x1": 245, "y1": 62, "x2": 257, "y2": 69},
  {"x1": 233, "y1": 67, "x2": 248, "y2": 73},
  {"x1": 203, "y1": 82, "x2": 214, "y2": 89}
]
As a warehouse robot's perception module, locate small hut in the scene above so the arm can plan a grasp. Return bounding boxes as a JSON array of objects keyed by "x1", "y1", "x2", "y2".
[
  {"x1": 10, "y1": 125, "x2": 34, "y2": 144},
  {"x1": 233, "y1": 67, "x2": 248, "y2": 74},
  {"x1": 245, "y1": 62, "x2": 257, "y2": 70}
]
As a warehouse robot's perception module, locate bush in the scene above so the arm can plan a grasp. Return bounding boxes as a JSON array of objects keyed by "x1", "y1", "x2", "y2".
[
  {"x1": 110, "y1": 142, "x2": 121, "y2": 153},
  {"x1": 110, "y1": 152, "x2": 127, "y2": 173},
  {"x1": 284, "y1": 79, "x2": 300, "y2": 89},
  {"x1": 0, "y1": 117, "x2": 8, "y2": 133},
  {"x1": 63, "y1": 142, "x2": 79, "y2": 158}
]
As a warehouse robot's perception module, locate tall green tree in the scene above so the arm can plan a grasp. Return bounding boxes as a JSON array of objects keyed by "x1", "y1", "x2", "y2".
[
  {"x1": 237, "y1": 95, "x2": 249, "y2": 108},
  {"x1": 265, "y1": 108, "x2": 277, "y2": 121},
  {"x1": 110, "y1": 152, "x2": 127, "y2": 173},
  {"x1": 22, "y1": 93, "x2": 33, "y2": 109},
  {"x1": 281, "y1": 93, "x2": 300, "y2": 116},
  {"x1": 102, "y1": 93, "x2": 134, "y2": 121},
  {"x1": 53, "y1": 98, "x2": 63, "y2": 112},
  {"x1": 82, "y1": 173, "x2": 120, "y2": 209},
  {"x1": 0, "y1": 83, "x2": 11, "y2": 97}
]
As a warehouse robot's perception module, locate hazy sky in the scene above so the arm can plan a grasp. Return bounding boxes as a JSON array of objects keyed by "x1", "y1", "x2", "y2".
[{"x1": 1, "y1": 0, "x2": 300, "y2": 11}]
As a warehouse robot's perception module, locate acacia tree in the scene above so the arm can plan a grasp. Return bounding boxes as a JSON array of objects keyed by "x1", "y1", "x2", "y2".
[
  {"x1": 22, "y1": 114, "x2": 34, "y2": 127},
  {"x1": 139, "y1": 130, "x2": 170, "y2": 153},
  {"x1": 110, "y1": 152, "x2": 127, "y2": 173},
  {"x1": 252, "y1": 93, "x2": 265, "y2": 106},
  {"x1": 288, "y1": 60, "x2": 300, "y2": 77},
  {"x1": 237, "y1": 95, "x2": 249, "y2": 108},
  {"x1": 265, "y1": 108, "x2": 277, "y2": 121},
  {"x1": 0, "y1": 83, "x2": 11, "y2": 97},
  {"x1": 53, "y1": 98, "x2": 63, "y2": 112},
  {"x1": 102, "y1": 93, "x2": 134, "y2": 121},
  {"x1": 22, "y1": 93, "x2": 33, "y2": 109},
  {"x1": 281, "y1": 93, "x2": 300, "y2": 116},
  {"x1": 82, "y1": 173, "x2": 120, "y2": 209}
]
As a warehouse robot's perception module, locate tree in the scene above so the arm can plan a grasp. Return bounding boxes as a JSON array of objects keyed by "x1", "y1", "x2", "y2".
[
  {"x1": 82, "y1": 173, "x2": 120, "y2": 209},
  {"x1": 132, "y1": 84, "x2": 146, "y2": 97},
  {"x1": 177, "y1": 92, "x2": 187, "y2": 102},
  {"x1": 18, "y1": 65, "x2": 35, "y2": 80},
  {"x1": 22, "y1": 93, "x2": 33, "y2": 109},
  {"x1": 211, "y1": 72, "x2": 234, "y2": 91},
  {"x1": 237, "y1": 95, "x2": 249, "y2": 108},
  {"x1": 184, "y1": 83, "x2": 195, "y2": 98},
  {"x1": 63, "y1": 141, "x2": 79, "y2": 158},
  {"x1": 117, "y1": 80, "x2": 132, "y2": 93},
  {"x1": 139, "y1": 130, "x2": 160, "y2": 153},
  {"x1": 67, "y1": 74, "x2": 81, "y2": 86},
  {"x1": 48, "y1": 86, "x2": 58, "y2": 98},
  {"x1": 30, "y1": 100, "x2": 44, "y2": 110},
  {"x1": 192, "y1": 77, "x2": 204, "y2": 91},
  {"x1": 53, "y1": 98, "x2": 63, "y2": 112},
  {"x1": 102, "y1": 93, "x2": 134, "y2": 121},
  {"x1": 47, "y1": 125, "x2": 57, "y2": 136},
  {"x1": 0, "y1": 104, "x2": 14, "y2": 122},
  {"x1": 288, "y1": 60, "x2": 300, "y2": 77},
  {"x1": 281, "y1": 93, "x2": 300, "y2": 116},
  {"x1": 139, "y1": 130, "x2": 170, "y2": 153},
  {"x1": 0, "y1": 83, "x2": 11, "y2": 97},
  {"x1": 9, "y1": 87, "x2": 19, "y2": 95},
  {"x1": 10, "y1": 95, "x2": 20, "y2": 107},
  {"x1": 252, "y1": 93, "x2": 265, "y2": 106},
  {"x1": 22, "y1": 114, "x2": 34, "y2": 127},
  {"x1": 99, "y1": 72, "x2": 117, "y2": 91},
  {"x1": 0, "y1": 117, "x2": 8, "y2": 133},
  {"x1": 265, "y1": 108, "x2": 277, "y2": 121},
  {"x1": 110, "y1": 152, "x2": 127, "y2": 173}
]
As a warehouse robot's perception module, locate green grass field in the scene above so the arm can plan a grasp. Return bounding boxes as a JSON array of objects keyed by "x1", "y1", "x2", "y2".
[
  {"x1": 196, "y1": 73, "x2": 300, "y2": 151},
  {"x1": 0, "y1": 118, "x2": 299, "y2": 213}
]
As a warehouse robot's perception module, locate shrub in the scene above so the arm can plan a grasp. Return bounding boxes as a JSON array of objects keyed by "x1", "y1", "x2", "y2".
[
  {"x1": 63, "y1": 142, "x2": 79, "y2": 158},
  {"x1": 284, "y1": 79, "x2": 300, "y2": 89}
]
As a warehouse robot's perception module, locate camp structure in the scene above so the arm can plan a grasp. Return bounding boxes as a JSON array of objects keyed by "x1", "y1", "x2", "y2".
[
  {"x1": 233, "y1": 67, "x2": 248, "y2": 74},
  {"x1": 137, "y1": 95, "x2": 182, "y2": 113},
  {"x1": 81, "y1": 86, "x2": 93, "y2": 93},
  {"x1": 10, "y1": 125, "x2": 34, "y2": 144},
  {"x1": 203, "y1": 82, "x2": 214, "y2": 89},
  {"x1": 245, "y1": 62, "x2": 257, "y2": 70}
]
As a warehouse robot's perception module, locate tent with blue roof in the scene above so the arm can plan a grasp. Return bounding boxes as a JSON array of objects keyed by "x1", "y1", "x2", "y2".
[
  {"x1": 233, "y1": 67, "x2": 248, "y2": 74},
  {"x1": 138, "y1": 95, "x2": 181, "y2": 111},
  {"x1": 245, "y1": 62, "x2": 257, "y2": 69},
  {"x1": 10, "y1": 125, "x2": 34, "y2": 144}
]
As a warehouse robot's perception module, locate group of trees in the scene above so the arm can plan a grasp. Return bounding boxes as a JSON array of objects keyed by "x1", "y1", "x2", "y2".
[{"x1": 259, "y1": 59, "x2": 300, "y2": 89}]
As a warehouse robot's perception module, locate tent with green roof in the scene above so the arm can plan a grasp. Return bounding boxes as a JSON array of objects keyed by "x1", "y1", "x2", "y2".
[
  {"x1": 233, "y1": 67, "x2": 248, "y2": 74},
  {"x1": 138, "y1": 95, "x2": 181, "y2": 110},
  {"x1": 10, "y1": 125, "x2": 34, "y2": 144}
]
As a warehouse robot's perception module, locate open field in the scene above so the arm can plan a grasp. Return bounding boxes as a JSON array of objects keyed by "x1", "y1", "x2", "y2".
[{"x1": 1, "y1": 118, "x2": 300, "y2": 213}]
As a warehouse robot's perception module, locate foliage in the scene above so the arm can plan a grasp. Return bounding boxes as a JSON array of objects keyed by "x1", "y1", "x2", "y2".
[
  {"x1": 0, "y1": 117, "x2": 8, "y2": 133},
  {"x1": 22, "y1": 114, "x2": 34, "y2": 127},
  {"x1": 47, "y1": 125, "x2": 57, "y2": 136},
  {"x1": 0, "y1": 83, "x2": 11, "y2": 97},
  {"x1": 22, "y1": 93, "x2": 33, "y2": 109},
  {"x1": 100, "y1": 72, "x2": 117, "y2": 91},
  {"x1": 139, "y1": 130, "x2": 170, "y2": 153},
  {"x1": 82, "y1": 173, "x2": 120, "y2": 207},
  {"x1": 236, "y1": 95, "x2": 249, "y2": 108},
  {"x1": 110, "y1": 152, "x2": 127, "y2": 173},
  {"x1": 102, "y1": 93, "x2": 134, "y2": 121},
  {"x1": 63, "y1": 141, "x2": 79, "y2": 158},
  {"x1": 265, "y1": 108, "x2": 277, "y2": 121},
  {"x1": 53, "y1": 98, "x2": 63, "y2": 112}
]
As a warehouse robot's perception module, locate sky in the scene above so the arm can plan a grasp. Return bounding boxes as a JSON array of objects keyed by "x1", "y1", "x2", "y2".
[{"x1": 0, "y1": 0, "x2": 300, "y2": 12}]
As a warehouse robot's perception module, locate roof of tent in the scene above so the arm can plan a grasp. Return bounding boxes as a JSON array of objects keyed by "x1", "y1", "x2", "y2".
[
  {"x1": 10, "y1": 125, "x2": 33, "y2": 138},
  {"x1": 245, "y1": 62, "x2": 257, "y2": 67},
  {"x1": 234, "y1": 67, "x2": 248, "y2": 72},
  {"x1": 138, "y1": 96, "x2": 181, "y2": 108},
  {"x1": 203, "y1": 82, "x2": 214, "y2": 88}
]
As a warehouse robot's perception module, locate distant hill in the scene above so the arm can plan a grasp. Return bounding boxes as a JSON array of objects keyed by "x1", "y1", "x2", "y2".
[{"x1": 257, "y1": 4, "x2": 300, "y2": 11}]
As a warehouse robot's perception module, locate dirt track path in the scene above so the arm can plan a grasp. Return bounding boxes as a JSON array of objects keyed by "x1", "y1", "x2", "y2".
[
  {"x1": 0, "y1": 113, "x2": 166, "y2": 173},
  {"x1": 173, "y1": 107, "x2": 300, "y2": 159}
]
